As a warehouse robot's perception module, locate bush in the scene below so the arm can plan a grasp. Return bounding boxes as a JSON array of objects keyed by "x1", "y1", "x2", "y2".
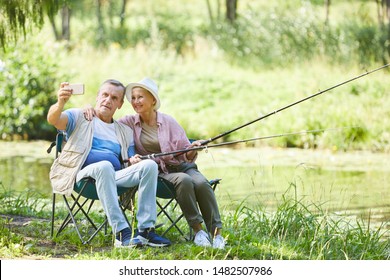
[
  {"x1": 205, "y1": 7, "x2": 389, "y2": 68},
  {"x1": 0, "y1": 40, "x2": 68, "y2": 140}
]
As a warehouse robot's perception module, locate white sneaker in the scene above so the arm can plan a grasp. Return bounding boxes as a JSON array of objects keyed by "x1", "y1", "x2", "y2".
[
  {"x1": 194, "y1": 230, "x2": 212, "y2": 247},
  {"x1": 213, "y1": 235, "x2": 226, "y2": 249}
]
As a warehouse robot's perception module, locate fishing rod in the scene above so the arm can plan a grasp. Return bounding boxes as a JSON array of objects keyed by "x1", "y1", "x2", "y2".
[
  {"x1": 200, "y1": 63, "x2": 390, "y2": 145},
  {"x1": 138, "y1": 127, "x2": 352, "y2": 160}
]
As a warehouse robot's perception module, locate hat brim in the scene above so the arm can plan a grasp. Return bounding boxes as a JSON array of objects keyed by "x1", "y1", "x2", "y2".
[{"x1": 125, "y1": 82, "x2": 161, "y2": 110}]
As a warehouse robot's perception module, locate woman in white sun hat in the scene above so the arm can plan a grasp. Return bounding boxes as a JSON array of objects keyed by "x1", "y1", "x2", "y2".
[{"x1": 118, "y1": 77, "x2": 226, "y2": 249}]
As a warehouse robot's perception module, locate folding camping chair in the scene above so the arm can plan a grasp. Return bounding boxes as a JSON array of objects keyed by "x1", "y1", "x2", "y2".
[
  {"x1": 48, "y1": 132, "x2": 136, "y2": 245},
  {"x1": 156, "y1": 176, "x2": 221, "y2": 241}
]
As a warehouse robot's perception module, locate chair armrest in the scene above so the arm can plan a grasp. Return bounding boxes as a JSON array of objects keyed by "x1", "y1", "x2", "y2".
[{"x1": 209, "y1": 178, "x2": 222, "y2": 190}]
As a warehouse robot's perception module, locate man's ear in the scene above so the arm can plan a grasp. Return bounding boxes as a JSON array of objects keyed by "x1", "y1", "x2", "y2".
[{"x1": 118, "y1": 99, "x2": 124, "y2": 109}]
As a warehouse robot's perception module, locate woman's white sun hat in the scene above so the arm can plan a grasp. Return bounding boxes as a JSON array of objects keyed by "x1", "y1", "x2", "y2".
[{"x1": 125, "y1": 77, "x2": 161, "y2": 110}]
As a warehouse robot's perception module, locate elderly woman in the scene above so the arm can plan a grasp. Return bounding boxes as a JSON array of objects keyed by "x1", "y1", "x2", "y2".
[{"x1": 118, "y1": 77, "x2": 225, "y2": 249}]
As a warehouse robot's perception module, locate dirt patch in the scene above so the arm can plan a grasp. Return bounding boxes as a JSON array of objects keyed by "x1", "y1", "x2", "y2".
[
  {"x1": 0, "y1": 214, "x2": 113, "y2": 259},
  {"x1": 0, "y1": 214, "x2": 49, "y2": 226},
  {"x1": 0, "y1": 214, "x2": 69, "y2": 259}
]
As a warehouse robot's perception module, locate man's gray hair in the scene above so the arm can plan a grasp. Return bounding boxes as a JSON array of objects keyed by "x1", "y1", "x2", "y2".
[
  {"x1": 100, "y1": 79, "x2": 125, "y2": 91},
  {"x1": 98, "y1": 79, "x2": 126, "y2": 100}
]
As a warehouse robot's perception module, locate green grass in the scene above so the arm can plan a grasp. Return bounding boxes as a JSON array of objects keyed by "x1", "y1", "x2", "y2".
[
  {"x1": 0, "y1": 183, "x2": 48, "y2": 217},
  {"x1": 0, "y1": 183, "x2": 388, "y2": 260}
]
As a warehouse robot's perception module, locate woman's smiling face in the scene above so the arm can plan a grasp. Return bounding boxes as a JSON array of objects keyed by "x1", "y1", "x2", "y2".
[{"x1": 130, "y1": 87, "x2": 156, "y2": 114}]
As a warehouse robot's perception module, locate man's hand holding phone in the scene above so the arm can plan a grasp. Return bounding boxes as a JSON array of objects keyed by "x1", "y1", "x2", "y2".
[
  {"x1": 68, "y1": 83, "x2": 84, "y2": 95},
  {"x1": 57, "y1": 82, "x2": 85, "y2": 106}
]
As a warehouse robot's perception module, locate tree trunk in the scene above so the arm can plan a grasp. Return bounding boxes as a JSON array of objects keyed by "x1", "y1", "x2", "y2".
[
  {"x1": 49, "y1": 16, "x2": 60, "y2": 41},
  {"x1": 120, "y1": 0, "x2": 127, "y2": 27},
  {"x1": 226, "y1": 0, "x2": 237, "y2": 23},
  {"x1": 205, "y1": 0, "x2": 214, "y2": 24},
  {"x1": 376, "y1": 0, "x2": 383, "y2": 27},
  {"x1": 386, "y1": 0, "x2": 390, "y2": 60},
  {"x1": 386, "y1": 0, "x2": 390, "y2": 19},
  {"x1": 325, "y1": 0, "x2": 331, "y2": 25},
  {"x1": 217, "y1": 0, "x2": 221, "y2": 20},
  {"x1": 61, "y1": 6, "x2": 70, "y2": 41},
  {"x1": 383, "y1": 0, "x2": 390, "y2": 63},
  {"x1": 96, "y1": 0, "x2": 105, "y2": 40}
]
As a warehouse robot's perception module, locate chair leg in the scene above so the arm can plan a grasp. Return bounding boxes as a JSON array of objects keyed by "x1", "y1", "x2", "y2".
[
  {"x1": 58, "y1": 181, "x2": 100, "y2": 234},
  {"x1": 52, "y1": 181, "x2": 142, "y2": 245},
  {"x1": 188, "y1": 227, "x2": 194, "y2": 241},
  {"x1": 56, "y1": 193, "x2": 101, "y2": 244},
  {"x1": 62, "y1": 195, "x2": 87, "y2": 244},
  {"x1": 85, "y1": 220, "x2": 108, "y2": 245},
  {"x1": 60, "y1": 194, "x2": 107, "y2": 245},
  {"x1": 156, "y1": 178, "x2": 221, "y2": 241},
  {"x1": 51, "y1": 193, "x2": 56, "y2": 238},
  {"x1": 157, "y1": 199, "x2": 189, "y2": 240},
  {"x1": 57, "y1": 195, "x2": 93, "y2": 235},
  {"x1": 119, "y1": 188, "x2": 138, "y2": 232},
  {"x1": 161, "y1": 214, "x2": 189, "y2": 240}
]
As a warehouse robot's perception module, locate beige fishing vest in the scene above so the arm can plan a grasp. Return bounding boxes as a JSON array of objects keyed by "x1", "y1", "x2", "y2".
[{"x1": 49, "y1": 110, "x2": 132, "y2": 196}]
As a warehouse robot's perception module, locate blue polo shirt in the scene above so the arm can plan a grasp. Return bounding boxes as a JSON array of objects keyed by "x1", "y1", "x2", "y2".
[{"x1": 64, "y1": 109, "x2": 134, "y2": 171}]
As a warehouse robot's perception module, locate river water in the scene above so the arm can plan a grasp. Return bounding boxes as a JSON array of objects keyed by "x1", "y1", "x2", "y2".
[
  {"x1": 197, "y1": 147, "x2": 390, "y2": 233},
  {"x1": 0, "y1": 143, "x2": 389, "y2": 233}
]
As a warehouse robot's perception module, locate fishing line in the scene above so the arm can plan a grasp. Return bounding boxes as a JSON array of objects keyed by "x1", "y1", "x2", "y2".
[
  {"x1": 200, "y1": 64, "x2": 389, "y2": 145},
  {"x1": 138, "y1": 64, "x2": 388, "y2": 161},
  {"x1": 139, "y1": 126, "x2": 355, "y2": 160}
]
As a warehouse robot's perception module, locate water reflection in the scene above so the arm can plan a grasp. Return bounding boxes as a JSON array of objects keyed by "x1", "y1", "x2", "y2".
[
  {"x1": 0, "y1": 156, "x2": 52, "y2": 195},
  {"x1": 201, "y1": 163, "x2": 390, "y2": 234},
  {"x1": 203, "y1": 165, "x2": 389, "y2": 209}
]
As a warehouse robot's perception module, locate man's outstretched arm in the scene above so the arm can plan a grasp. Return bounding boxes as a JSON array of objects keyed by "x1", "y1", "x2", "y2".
[{"x1": 47, "y1": 82, "x2": 72, "y2": 130}]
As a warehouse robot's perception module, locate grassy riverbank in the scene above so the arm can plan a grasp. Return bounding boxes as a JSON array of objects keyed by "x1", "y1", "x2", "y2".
[
  {"x1": 1, "y1": 0, "x2": 389, "y2": 260},
  {"x1": 0, "y1": 181, "x2": 388, "y2": 260}
]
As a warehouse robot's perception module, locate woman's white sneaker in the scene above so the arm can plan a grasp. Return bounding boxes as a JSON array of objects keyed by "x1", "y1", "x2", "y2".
[
  {"x1": 194, "y1": 230, "x2": 212, "y2": 247},
  {"x1": 212, "y1": 235, "x2": 226, "y2": 249}
]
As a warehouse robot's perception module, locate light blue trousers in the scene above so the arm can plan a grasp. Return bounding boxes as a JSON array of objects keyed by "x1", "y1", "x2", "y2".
[{"x1": 76, "y1": 159, "x2": 158, "y2": 234}]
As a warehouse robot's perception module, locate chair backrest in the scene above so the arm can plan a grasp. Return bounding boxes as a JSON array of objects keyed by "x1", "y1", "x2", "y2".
[
  {"x1": 56, "y1": 131, "x2": 65, "y2": 154},
  {"x1": 74, "y1": 179, "x2": 130, "y2": 200}
]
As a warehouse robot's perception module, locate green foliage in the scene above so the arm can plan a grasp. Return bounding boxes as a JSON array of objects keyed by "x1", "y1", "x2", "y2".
[
  {"x1": 0, "y1": 40, "x2": 68, "y2": 140},
  {"x1": 155, "y1": 13, "x2": 195, "y2": 54},
  {"x1": 205, "y1": 7, "x2": 389, "y2": 68},
  {"x1": 2, "y1": 0, "x2": 390, "y2": 148},
  {"x1": 85, "y1": 11, "x2": 196, "y2": 55},
  {"x1": 2, "y1": 0, "x2": 390, "y2": 65},
  {"x1": 0, "y1": 0, "x2": 64, "y2": 48}
]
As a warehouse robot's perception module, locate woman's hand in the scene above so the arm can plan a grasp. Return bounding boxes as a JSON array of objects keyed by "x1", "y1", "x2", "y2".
[
  {"x1": 187, "y1": 140, "x2": 204, "y2": 160},
  {"x1": 129, "y1": 154, "x2": 142, "y2": 165},
  {"x1": 190, "y1": 140, "x2": 203, "y2": 148},
  {"x1": 83, "y1": 104, "x2": 96, "y2": 121}
]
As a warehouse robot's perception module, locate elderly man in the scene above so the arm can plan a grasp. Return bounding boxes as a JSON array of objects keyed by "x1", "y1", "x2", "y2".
[{"x1": 47, "y1": 79, "x2": 170, "y2": 247}]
